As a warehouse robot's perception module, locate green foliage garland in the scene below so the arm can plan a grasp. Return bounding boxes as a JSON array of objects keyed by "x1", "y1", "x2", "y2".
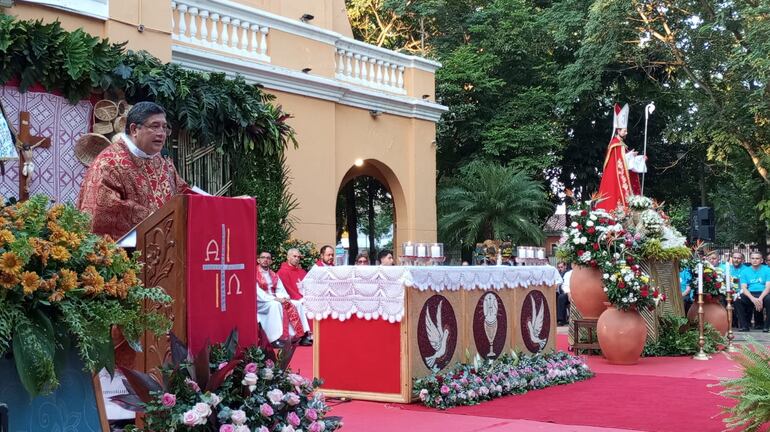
[
  {"x1": 0, "y1": 16, "x2": 295, "y2": 157},
  {"x1": 642, "y1": 315, "x2": 723, "y2": 357}
]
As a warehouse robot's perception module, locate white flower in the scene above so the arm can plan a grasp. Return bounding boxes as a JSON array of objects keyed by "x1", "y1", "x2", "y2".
[
  {"x1": 419, "y1": 389, "x2": 429, "y2": 400},
  {"x1": 242, "y1": 372, "x2": 258, "y2": 392},
  {"x1": 260, "y1": 368, "x2": 274, "y2": 380},
  {"x1": 234, "y1": 426, "x2": 251, "y2": 432},
  {"x1": 571, "y1": 221, "x2": 578, "y2": 227},
  {"x1": 281, "y1": 426, "x2": 296, "y2": 432},
  {"x1": 231, "y1": 409, "x2": 247, "y2": 425},
  {"x1": 268, "y1": 388, "x2": 285, "y2": 405},
  {"x1": 285, "y1": 392, "x2": 301, "y2": 406},
  {"x1": 573, "y1": 237, "x2": 581, "y2": 245},
  {"x1": 193, "y1": 402, "x2": 211, "y2": 422},
  {"x1": 603, "y1": 273, "x2": 609, "y2": 279},
  {"x1": 580, "y1": 237, "x2": 588, "y2": 244},
  {"x1": 181, "y1": 410, "x2": 200, "y2": 426},
  {"x1": 206, "y1": 392, "x2": 222, "y2": 407},
  {"x1": 586, "y1": 220, "x2": 594, "y2": 227}
]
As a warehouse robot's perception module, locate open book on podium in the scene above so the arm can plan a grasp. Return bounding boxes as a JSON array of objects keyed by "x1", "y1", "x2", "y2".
[{"x1": 118, "y1": 193, "x2": 259, "y2": 376}]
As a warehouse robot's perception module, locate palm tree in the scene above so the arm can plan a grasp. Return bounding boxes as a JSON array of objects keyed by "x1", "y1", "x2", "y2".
[{"x1": 438, "y1": 160, "x2": 550, "y2": 246}]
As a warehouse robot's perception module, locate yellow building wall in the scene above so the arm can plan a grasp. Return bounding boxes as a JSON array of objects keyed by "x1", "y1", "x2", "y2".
[{"x1": 275, "y1": 90, "x2": 437, "y2": 249}]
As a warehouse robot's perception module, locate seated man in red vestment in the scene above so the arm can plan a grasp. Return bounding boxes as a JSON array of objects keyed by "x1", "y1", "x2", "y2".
[
  {"x1": 277, "y1": 248, "x2": 307, "y2": 300},
  {"x1": 595, "y1": 103, "x2": 647, "y2": 212},
  {"x1": 316, "y1": 244, "x2": 335, "y2": 267},
  {"x1": 77, "y1": 101, "x2": 189, "y2": 240},
  {"x1": 256, "y1": 251, "x2": 312, "y2": 347}
]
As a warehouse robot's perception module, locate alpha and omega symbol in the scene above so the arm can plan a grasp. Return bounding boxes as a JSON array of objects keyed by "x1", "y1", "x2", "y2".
[{"x1": 202, "y1": 224, "x2": 245, "y2": 312}]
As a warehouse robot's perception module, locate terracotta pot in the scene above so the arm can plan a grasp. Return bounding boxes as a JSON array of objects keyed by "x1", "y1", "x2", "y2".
[
  {"x1": 570, "y1": 265, "x2": 608, "y2": 319},
  {"x1": 597, "y1": 304, "x2": 647, "y2": 365},
  {"x1": 687, "y1": 297, "x2": 728, "y2": 336}
]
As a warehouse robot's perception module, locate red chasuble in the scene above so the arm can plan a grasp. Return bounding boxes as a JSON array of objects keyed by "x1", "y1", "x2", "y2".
[
  {"x1": 596, "y1": 136, "x2": 640, "y2": 212},
  {"x1": 256, "y1": 268, "x2": 303, "y2": 338},
  {"x1": 77, "y1": 137, "x2": 189, "y2": 240},
  {"x1": 276, "y1": 262, "x2": 307, "y2": 300}
]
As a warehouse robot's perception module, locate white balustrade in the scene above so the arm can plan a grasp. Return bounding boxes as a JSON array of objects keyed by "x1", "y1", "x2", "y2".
[
  {"x1": 335, "y1": 45, "x2": 407, "y2": 94},
  {"x1": 172, "y1": 1, "x2": 270, "y2": 62}
]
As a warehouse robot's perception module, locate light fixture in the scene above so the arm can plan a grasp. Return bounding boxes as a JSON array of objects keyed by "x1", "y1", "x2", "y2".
[
  {"x1": 369, "y1": 109, "x2": 382, "y2": 117},
  {"x1": 422, "y1": 94, "x2": 431, "y2": 100},
  {"x1": 301, "y1": 68, "x2": 312, "y2": 74},
  {"x1": 354, "y1": 159, "x2": 364, "y2": 167},
  {"x1": 300, "y1": 14, "x2": 314, "y2": 23}
]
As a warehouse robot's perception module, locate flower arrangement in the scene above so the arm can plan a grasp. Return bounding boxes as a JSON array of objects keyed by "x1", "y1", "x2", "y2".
[
  {"x1": 556, "y1": 202, "x2": 623, "y2": 269},
  {"x1": 0, "y1": 195, "x2": 171, "y2": 396},
  {"x1": 685, "y1": 259, "x2": 727, "y2": 299},
  {"x1": 116, "y1": 330, "x2": 341, "y2": 432},
  {"x1": 627, "y1": 195, "x2": 654, "y2": 211},
  {"x1": 413, "y1": 351, "x2": 593, "y2": 410},
  {"x1": 600, "y1": 260, "x2": 662, "y2": 311}
]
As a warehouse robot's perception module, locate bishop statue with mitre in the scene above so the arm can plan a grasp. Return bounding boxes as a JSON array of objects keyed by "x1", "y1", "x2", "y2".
[{"x1": 595, "y1": 103, "x2": 647, "y2": 212}]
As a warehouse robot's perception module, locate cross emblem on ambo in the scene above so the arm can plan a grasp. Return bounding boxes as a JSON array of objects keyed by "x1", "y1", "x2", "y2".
[{"x1": 202, "y1": 224, "x2": 245, "y2": 312}]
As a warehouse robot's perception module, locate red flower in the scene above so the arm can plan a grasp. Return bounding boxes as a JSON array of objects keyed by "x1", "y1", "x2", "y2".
[
  {"x1": 581, "y1": 210, "x2": 587, "y2": 216},
  {"x1": 715, "y1": 282, "x2": 722, "y2": 289},
  {"x1": 640, "y1": 288, "x2": 649, "y2": 298},
  {"x1": 587, "y1": 227, "x2": 596, "y2": 234},
  {"x1": 577, "y1": 250, "x2": 585, "y2": 256},
  {"x1": 590, "y1": 259, "x2": 597, "y2": 267},
  {"x1": 576, "y1": 224, "x2": 583, "y2": 231},
  {"x1": 592, "y1": 243, "x2": 599, "y2": 251},
  {"x1": 618, "y1": 281, "x2": 626, "y2": 289},
  {"x1": 626, "y1": 257, "x2": 634, "y2": 264}
]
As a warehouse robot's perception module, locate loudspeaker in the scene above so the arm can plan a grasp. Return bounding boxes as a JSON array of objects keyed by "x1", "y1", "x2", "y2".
[
  {"x1": 0, "y1": 403, "x2": 7, "y2": 432},
  {"x1": 690, "y1": 207, "x2": 715, "y2": 242}
]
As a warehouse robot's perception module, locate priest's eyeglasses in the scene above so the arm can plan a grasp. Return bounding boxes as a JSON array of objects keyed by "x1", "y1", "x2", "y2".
[{"x1": 139, "y1": 122, "x2": 172, "y2": 135}]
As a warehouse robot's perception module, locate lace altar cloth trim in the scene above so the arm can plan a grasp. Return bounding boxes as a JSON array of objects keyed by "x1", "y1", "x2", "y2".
[{"x1": 302, "y1": 265, "x2": 561, "y2": 322}]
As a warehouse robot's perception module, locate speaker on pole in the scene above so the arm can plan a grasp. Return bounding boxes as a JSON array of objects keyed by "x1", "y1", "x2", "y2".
[{"x1": 690, "y1": 207, "x2": 715, "y2": 242}]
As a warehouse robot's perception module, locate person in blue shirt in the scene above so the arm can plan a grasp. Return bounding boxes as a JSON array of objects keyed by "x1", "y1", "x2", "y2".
[
  {"x1": 736, "y1": 252, "x2": 770, "y2": 332},
  {"x1": 726, "y1": 252, "x2": 746, "y2": 328},
  {"x1": 680, "y1": 267, "x2": 693, "y2": 315}
]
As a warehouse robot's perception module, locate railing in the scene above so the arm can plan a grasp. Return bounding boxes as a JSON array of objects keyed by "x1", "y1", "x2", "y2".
[
  {"x1": 171, "y1": 1, "x2": 270, "y2": 62},
  {"x1": 335, "y1": 40, "x2": 407, "y2": 94}
]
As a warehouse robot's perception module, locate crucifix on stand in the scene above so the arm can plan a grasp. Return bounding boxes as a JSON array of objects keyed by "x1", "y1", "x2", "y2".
[{"x1": 16, "y1": 111, "x2": 50, "y2": 201}]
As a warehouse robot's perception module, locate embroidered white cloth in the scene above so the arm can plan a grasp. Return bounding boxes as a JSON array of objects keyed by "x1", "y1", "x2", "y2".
[{"x1": 302, "y1": 265, "x2": 561, "y2": 322}]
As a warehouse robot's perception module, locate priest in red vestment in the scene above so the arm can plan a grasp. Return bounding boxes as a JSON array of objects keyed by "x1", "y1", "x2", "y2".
[
  {"x1": 256, "y1": 251, "x2": 312, "y2": 347},
  {"x1": 315, "y1": 244, "x2": 335, "y2": 267},
  {"x1": 277, "y1": 248, "x2": 307, "y2": 300},
  {"x1": 77, "y1": 102, "x2": 189, "y2": 240},
  {"x1": 596, "y1": 103, "x2": 647, "y2": 212}
]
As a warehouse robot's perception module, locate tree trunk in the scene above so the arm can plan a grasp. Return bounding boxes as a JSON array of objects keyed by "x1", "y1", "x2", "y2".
[
  {"x1": 344, "y1": 181, "x2": 358, "y2": 264},
  {"x1": 368, "y1": 178, "x2": 376, "y2": 260}
]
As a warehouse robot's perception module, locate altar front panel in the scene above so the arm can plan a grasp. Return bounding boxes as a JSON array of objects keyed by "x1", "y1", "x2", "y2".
[
  {"x1": 462, "y1": 289, "x2": 512, "y2": 361},
  {"x1": 407, "y1": 289, "x2": 464, "y2": 379},
  {"x1": 511, "y1": 284, "x2": 556, "y2": 354}
]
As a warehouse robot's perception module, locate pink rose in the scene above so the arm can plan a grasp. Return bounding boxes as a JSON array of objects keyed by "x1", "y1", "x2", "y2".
[
  {"x1": 309, "y1": 421, "x2": 325, "y2": 432},
  {"x1": 440, "y1": 385, "x2": 450, "y2": 395},
  {"x1": 285, "y1": 392, "x2": 300, "y2": 406},
  {"x1": 185, "y1": 378, "x2": 201, "y2": 392},
  {"x1": 234, "y1": 426, "x2": 251, "y2": 432},
  {"x1": 244, "y1": 362, "x2": 258, "y2": 374},
  {"x1": 258, "y1": 427, "x2": 270, "y2": 432},
  {"x1": 265, "y1": 359, "x2": 275, "y2": 368},
  {"x1": 218, "y1": 362, "x2": 228, "y2": 370},
  {"x1": 280, "y1": 426, "x2": 295, "y2": 432},
  {"x1": 305, "y1": 408, "x2": 318, "y2": 421},
  {"x1": 288, "y1": 373, "x2": 305, "y2": 387},
  {"x1": 161, "y1": 393, "x2": 176, "y2": 407},
  {"x1": 267, "y1": 388, "x2": 284, "y2": 405},
  {"x1": 259, "y1": 403, "x2": 274, "y2": 417},
  {"x1": 181, "y1": 410, "x2": 200, "y2": 426},
  {"x1": 287, "y1": 412, "x2": 301, "y2": 427},
  {"x1": 230, "y1": 409, "x2": 247, "y2": 425},
  {"x1": 220, "y1": 425, "x2": 235, "y2": 432}
]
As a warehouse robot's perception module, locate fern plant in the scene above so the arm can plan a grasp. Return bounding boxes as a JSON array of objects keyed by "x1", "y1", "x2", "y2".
[{"x1": 719, "y1": 339, "x2": 770, "y2": 431}]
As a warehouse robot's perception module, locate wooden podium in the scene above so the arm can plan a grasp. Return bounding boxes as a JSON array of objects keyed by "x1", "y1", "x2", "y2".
[{"x1": 128, "y1": 194, "x2": 258, "y2": 377}]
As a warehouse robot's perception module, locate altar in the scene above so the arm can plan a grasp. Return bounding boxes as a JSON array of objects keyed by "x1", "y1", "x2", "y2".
[{"x1": 302, "y1": 265, "x2": 562, "y2": 402}]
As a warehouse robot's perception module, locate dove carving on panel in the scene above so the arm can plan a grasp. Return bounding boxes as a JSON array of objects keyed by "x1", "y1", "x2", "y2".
[
  {"x1": 424, "y1": 300, "x2": 450, "y2": 371},
  {"x1": 527, "y1": 296, "x2": 547, "y2": 351}
]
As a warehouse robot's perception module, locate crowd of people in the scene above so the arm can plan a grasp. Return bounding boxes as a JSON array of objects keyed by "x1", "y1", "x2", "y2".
[{"x1": 681, "y1": 251, "x2": 770, "y2": 332}]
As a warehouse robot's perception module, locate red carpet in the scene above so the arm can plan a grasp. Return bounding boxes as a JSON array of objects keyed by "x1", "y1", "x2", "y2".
[{"x1": 400, "y1": 373, "x2": 730, "y2": 432}]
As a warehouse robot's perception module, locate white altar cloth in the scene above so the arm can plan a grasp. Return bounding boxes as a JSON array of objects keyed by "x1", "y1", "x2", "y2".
[{"x1": 301, "y1": 265, "x2": 561, "y2": 323}]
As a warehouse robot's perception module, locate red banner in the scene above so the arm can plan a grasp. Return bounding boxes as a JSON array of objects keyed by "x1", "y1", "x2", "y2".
[{"x1": 186, "y1": 195, "x2": 258, "y2": 353}]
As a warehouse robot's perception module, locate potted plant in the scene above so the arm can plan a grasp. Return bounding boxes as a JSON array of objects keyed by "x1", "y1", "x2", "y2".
[
  {"x1": 557, "y1": 199, "x2": 625, "y2": 318},
  {"x1": 0, "y1": 196, "x2": 171, "y2": 426},
  {"x1": 596, "y1": 256, "x2": 662, "y2": 364},
  {"x1": 114, "y1": 330, "x2": 342, "y2": 432},
  {"x1": 684, "y1": 258, "x2": 729, "y2": 336}
]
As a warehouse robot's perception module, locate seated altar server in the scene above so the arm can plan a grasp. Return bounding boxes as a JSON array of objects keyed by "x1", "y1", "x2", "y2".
[
  {"x1": 257, "y1": 251, "x2": 312, "y2": 347},
  {"x1": 77, "y1": 101, "x2": 189, "y2": 240}
]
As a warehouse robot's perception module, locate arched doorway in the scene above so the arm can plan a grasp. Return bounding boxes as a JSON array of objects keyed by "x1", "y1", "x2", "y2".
[{"x1": 336, "y1": 160, "x2": 405, "y2": 265}]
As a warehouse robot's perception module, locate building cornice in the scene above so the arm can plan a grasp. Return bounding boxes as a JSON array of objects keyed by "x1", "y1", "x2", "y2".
[
  {"x1": 19, "y1": 0, "x2": 108, "y2": 20},
  {"x1": 172, "y1": 45, "x2": 448, "y2": 123}
]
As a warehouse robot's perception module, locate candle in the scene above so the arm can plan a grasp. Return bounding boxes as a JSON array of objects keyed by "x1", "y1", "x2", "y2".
[
  {"x1": 537, "y1": 248, "x2": 545, "y2": 259},
  {"x1": 404, "y1": 244, "x2": 414, "y2": 257},
  {"x1": 697, "y1": 263, "x2": 703, "y2": 295},
  {"x1": 726, "y1": 262, "x2": 731, "y2": 292},
  {"x1": 430, "y1": 245, "x2": 441, "y2": 258},
  {"x1": 417, "y1": 245, "x2": 427, "y2": 257}
]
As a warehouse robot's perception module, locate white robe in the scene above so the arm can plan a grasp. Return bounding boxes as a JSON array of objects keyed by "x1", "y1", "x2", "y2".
[
  {"x1": 256, "y1": 270, "x2": 310, "y2": 342},
  {"x1": 625, "y1": 150, "x2": 647, "y2": 174}
]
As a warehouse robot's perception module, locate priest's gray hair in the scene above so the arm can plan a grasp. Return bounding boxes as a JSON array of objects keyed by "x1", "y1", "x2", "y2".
[
  {"x1": 125, "y1": 101, "x2": 166, "y2": 134},
  {"x1": 287, "y1": 248, "x2": 301, "y2": 256}
]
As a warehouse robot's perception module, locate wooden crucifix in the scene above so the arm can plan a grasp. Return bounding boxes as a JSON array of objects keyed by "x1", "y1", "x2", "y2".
[{"x1": 16, "y1": 111, "x2": 50, "y2": 201}]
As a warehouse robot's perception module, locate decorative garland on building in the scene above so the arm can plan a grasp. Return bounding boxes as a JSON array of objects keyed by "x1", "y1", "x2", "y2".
[{"x1": 0, "y1": 16, "x2": 295, "y2": 156}]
